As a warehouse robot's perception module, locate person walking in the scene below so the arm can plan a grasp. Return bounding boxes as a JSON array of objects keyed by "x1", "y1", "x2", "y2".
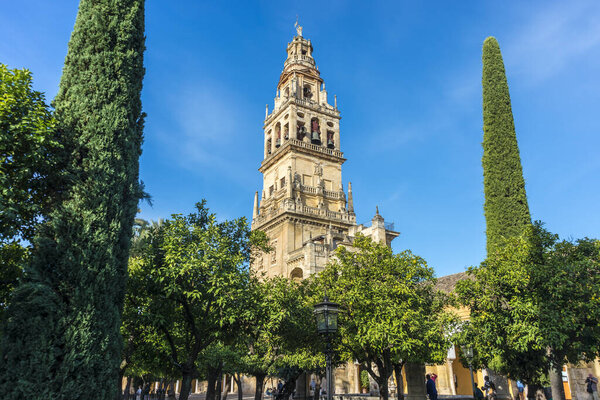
[
  {"x1": 481, "y1": 376, "x2": 496, "y2": 400},
  {"x1": 516, "y1": 381, "x2": 525, "y2": 400},
  {"x1": 586, "y1": 374, "x2": 599, "y2": 400},
  {"x1": 426, "y1": 374, "x2": 438, "y2": 400}
]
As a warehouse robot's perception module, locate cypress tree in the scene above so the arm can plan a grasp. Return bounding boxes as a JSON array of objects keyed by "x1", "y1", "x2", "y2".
[
  {"x1": 482, "y1": 37, "x2": 531, "y2": 255},
  {"x1": 0, "y1": 1, "x2": 145, "y2": 399}
]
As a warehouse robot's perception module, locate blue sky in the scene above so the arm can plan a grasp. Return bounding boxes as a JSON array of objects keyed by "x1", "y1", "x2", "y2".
[{"x1": 2, "y1": 1, "x2": 599, "y2": 277}]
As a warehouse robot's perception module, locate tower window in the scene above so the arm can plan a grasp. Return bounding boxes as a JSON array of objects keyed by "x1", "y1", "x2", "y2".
[
  {"x1": 303, "y1": 85, "x2": 312, "y2": 99},
  {"x1": 280, "y1": 177, "x2": 286, "y2": 188},
  {"x1": 269, "y1": 185, "x2": 274, "y2": 196},
  {"x1": 296, "y1": 122, "x2": 306, "y2": 140}
]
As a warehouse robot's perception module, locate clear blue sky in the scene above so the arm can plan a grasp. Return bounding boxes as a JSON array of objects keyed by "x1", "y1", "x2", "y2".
[{"x1": 2, "y1": 1, "x2": 599, "y2": 277}]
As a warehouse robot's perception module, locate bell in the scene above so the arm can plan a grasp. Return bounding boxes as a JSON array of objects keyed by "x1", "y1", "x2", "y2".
[
  {"x1": 311, "y1": 131, "x2": 321, "y2": 144},
  {"x1": 275, "y1": 138, "x2": 281, "y2": 148},
  {"x1": 327, "y1": 138, "x2": 334, "y2": 149}
]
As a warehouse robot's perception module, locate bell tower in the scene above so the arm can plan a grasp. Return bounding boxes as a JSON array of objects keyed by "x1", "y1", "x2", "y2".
[{"x1": 251, "y1": 25, "x2": 398, "y2": 281}]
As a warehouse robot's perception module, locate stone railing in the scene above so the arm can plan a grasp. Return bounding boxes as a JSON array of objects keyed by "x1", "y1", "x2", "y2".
[
  {"x1": 323, "y1": 188, "x2": 345, "y2": 200},
  {"x1": 285, "y1": 54, "x2": 315, "y2": 65},
  {"x1": 288, "y1": 138, "x2": 344, "y2": 158},
  {"x1": 252, "y1": 201, "x2": 355, "y2": 228},
  {"x1": 313, "y1": 243, "x2": 329, "y2": 253},
  {"x1": 300, "y1": 184, "x2": 318, "y2": 195},
  {"x1": 267, "y1": 96, "x2": 338, "y2": 121}
]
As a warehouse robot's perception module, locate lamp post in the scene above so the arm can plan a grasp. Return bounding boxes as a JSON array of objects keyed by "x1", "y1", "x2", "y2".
[
  {"x1": 461, "y1": 345, "x2": 476, "y2": 400},
  {"x1": 314, "y1": 296, "x2": 340, "y2": 400}
]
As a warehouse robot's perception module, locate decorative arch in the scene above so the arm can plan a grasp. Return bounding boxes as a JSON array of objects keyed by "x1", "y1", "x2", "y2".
[{"x1": 290, "y1": 267, "x2": 303, "y2": 282}]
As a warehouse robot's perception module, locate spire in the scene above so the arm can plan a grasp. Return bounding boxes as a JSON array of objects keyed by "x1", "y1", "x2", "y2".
[
  {"x1": 347, "y1": 182, "x2": 354, "y2": 213},
  {"x1": 253, "y1": 191, "x2": 259, "y2": 219},
  {"x1": 373, "y1": 205, "x2": 384, "y2": 223}
]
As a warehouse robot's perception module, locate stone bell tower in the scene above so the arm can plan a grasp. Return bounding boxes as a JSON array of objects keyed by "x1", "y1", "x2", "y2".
[{"x1": 251, "y1": 25, "x2": 399, "y2": 282}]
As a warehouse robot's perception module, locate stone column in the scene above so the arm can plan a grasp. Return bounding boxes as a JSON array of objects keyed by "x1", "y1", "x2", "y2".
[
  {"x1": 354, "y1": 363, "x2": 361, "y2": 394},
  {"x1": 447, "y1": 360, "x2": 457, "y2": 395},
  {"x1": 405, "y1": 362, "x2": 426, "y2": 400}
]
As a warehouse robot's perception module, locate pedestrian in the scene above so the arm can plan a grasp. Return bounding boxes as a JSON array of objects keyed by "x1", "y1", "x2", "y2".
[
  {"x1": 426, "y1": 374, "x2": 438, "y2": 400},
  {"x1": 278, "y1": 380, "x2": 284, "y2": 393},
  {"x1": 474, "y1": 384, "x2": 485, "y2": 400},
  {"x1": 481, "y1": 376, "x2": 496, "y2": 400},
  {"x1": 586, "y1": 374, "x2": 599, "y2": 400},
  {"x1": 516, "y1": 381, "x2": 525, "y2": 400},
  {"x1": 310, "y1": 378, "x2": 317, "y2": 400},
  {"x1": 136, "y1": 386, "x2": 142, "y2": 400},
  {"x1": 431, "y1": 374, "x2": 438, "y2": 382}
]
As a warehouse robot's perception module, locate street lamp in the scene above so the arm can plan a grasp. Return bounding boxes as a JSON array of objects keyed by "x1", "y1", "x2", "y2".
[
  {"x1": 461, "y1": 345, "x2": 476, "y2": 400},
  {"x1": 314, "y1": 296, "x2": 340, "y2": 400}
]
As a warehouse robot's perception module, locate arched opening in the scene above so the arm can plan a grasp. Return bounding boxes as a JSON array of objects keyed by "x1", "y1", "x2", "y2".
[
  {"x1": 284, "y1": 123, "x2": 289, "y2": 140},
  {"x1": 290, "y1": 267, "x2": 303, "y2": 282},
  {"x1": 303, "y1": 84, "x2": 313, "y2": 100},
  {"x1": 310, "y1": 117, "x2": 321, "y2": 145},
  {"x1": 266, "y1": 137, "x2": 272, "y2": 155},
  {"x1": 326, "y1": 130, "x2": 335, "y2": 149},
  {"x1": 275, "y1": 123, "x2": 281, "y2": 148},
  {"x1": 297, "y1": 122, "x2": 306, "y2": 141}
]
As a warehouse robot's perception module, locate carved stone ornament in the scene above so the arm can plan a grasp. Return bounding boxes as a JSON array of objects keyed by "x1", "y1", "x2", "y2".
[{"x1": 314, "y1": 162, "x2": 323, "y2": 176}]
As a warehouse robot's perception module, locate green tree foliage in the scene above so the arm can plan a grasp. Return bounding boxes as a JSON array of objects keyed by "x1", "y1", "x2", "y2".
[
  {"x1": 456, "y1": 223, "x2": 600, "y2": 394},
  {"x1": 127, "y1": 202, "x2": 268, "y2": 400},
  {"x1": 318, "y1": 235, "x2": 455, "y2": 400},
  {"x1": 0, "y1": 64, "x2": 61, "y2": 242},
  {"x1": 240, "y1": 276, "x2": 321, "y2": 400},
  {"x1": 0, "y1": 1, "x2": 146, "y2": 398},
  {"x1": 482, "y1": 37, "x2": 531, "y2": 255},
  {"x1": 0, "y1": 64, "x2": 62, "y2": 319}
]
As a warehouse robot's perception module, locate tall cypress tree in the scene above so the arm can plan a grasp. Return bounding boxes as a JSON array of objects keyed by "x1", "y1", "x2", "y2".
[
  {"x1": 482, "y1": 36, "x2": 531, "y2": 255},
  {"x1": 0, "y1": 1, "x2": 145, "y2": 399}
]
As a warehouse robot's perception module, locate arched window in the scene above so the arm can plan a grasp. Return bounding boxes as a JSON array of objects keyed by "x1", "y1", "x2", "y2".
[
  {"x1": 310, "y1": 118, "x2": 321, "y2": 145},
  {"x1": 275, "y1": 123, "x2": 282, "y2": 148},
  {"x1": 290, "y1": 267, "x2": 303, "y2": 282}
]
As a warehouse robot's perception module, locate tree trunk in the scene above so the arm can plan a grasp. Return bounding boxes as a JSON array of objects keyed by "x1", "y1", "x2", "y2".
[
  {"x1": 216, "y1": 371, "x2": 224, "y2": 400},
  {"x1": 158, "y1": 379, "x2": 166, "y2": 400},
  {"x1": 223, "y1": 376, "x2": 231, "y2": 400},
  {"x1": 255, "y1": 373, "x2": 267, "y2": 400},
  {"x1": 394, "y1": 364, "x2": 404, "y2": 400},
  {"x1": 178, "y1": 371, "x2": 194, "y2": 400},
  {"x1": 207, "y1": 370, "x2": 220, "y2": 400},
  {"x1": 234, "y1": 373, "x2": 243, "y2": 400},
  {"x1": 167, "y1": 380, "x2": 176, "y2": 400},
  {"x1": 549, "y1": 364, "x2": 566, "y2": 400},
  {"x1": 377, "y1": 377, "x2": 389, "y2": 400}
]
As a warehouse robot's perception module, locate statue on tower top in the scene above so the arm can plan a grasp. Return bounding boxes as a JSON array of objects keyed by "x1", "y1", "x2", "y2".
[{"x1": 294, "y1": 17, "x2": 303, "y2": 37}]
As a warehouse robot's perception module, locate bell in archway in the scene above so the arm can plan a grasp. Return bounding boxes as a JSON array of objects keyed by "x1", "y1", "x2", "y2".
[
  {"x1": 327, "y1": 138, "x2": 334, "y2": 149},
  {"x1": 311, "y1": 131, "x2": 321, "y2": 144}
]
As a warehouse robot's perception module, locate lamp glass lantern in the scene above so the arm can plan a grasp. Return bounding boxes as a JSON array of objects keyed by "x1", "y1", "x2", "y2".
[
  {"x1": 313, "y1": 296, "x2": 340, "y2": 335},
  {"x1": 461, "y1": 345, "x2": 474, "y2": 361}
]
